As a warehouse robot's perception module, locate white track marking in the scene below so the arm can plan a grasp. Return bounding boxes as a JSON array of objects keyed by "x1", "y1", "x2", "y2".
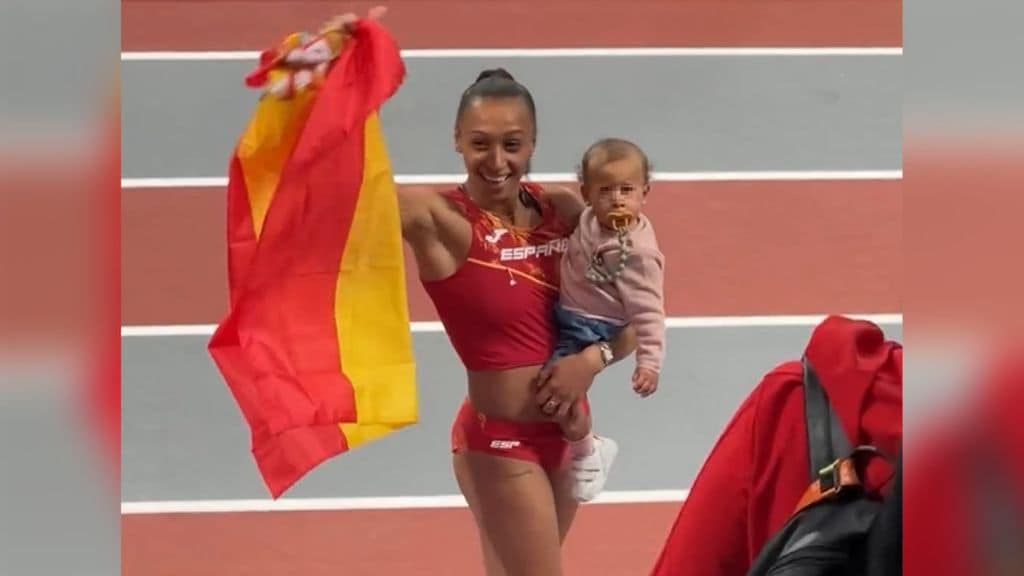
[
  {"x1": 121, "y1": 314, "x2": 901, "y2": 338},
  {"x1": 121, "y1": 171, "x2": 902, "y2": 189},
  {"x1": 121, "y1": 489, "x2": 689, "y2": 514},
  {"x1": 121, "y1": 47, "x2": 902, "y2": 62}
]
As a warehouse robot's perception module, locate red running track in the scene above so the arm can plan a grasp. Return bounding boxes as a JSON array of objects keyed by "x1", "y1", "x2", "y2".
[
  {"x1": 122, "y1": 0, "x2": 902, "y2": 51},
  {"x1": 122, "y1": 180, "x2": 901, "y2": 326},
  {"x1": 122, "y1": 502, "x2": 680, "y2": 576}
]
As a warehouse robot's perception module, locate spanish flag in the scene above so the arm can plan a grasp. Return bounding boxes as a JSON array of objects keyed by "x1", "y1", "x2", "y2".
[{"x1": 208, "y1": 18, "x2": 417, "y2": 498}]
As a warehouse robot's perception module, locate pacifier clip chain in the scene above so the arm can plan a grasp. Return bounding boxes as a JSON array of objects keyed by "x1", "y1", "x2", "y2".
[{"x1": 585, "y1": 214, "x2": 633, "y2": 284}]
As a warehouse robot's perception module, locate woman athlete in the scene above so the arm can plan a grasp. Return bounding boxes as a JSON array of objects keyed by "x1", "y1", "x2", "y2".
[
  {"x1": 419, "y1": 67, "x2": 638, "y2": 574},
  {"x1": 326, "y1": 9, "x2": 636, "y2": 575},
  {"x1": 422, "y1": 67, "x2": 637, "y2": 574}
]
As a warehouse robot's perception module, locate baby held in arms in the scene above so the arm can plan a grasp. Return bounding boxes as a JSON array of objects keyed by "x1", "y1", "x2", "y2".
[{"x1": 551, "y1": 137, "x2": 667, "y2": 501}]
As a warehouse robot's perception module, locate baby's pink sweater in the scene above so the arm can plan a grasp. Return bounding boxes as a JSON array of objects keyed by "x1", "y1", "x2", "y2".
[{"x1": 560, "y1": 207, "x2": 666, "y2": 372}]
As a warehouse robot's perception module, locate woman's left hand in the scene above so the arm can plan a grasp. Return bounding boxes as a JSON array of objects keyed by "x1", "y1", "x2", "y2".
[{"x1": 535, "y1": 346, "x2": 603, "y2": 418}]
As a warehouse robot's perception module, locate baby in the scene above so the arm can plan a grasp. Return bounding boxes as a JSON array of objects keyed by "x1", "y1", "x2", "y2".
[{"x1": 553, "y1": 137, "x2": 667, "y2": 501}]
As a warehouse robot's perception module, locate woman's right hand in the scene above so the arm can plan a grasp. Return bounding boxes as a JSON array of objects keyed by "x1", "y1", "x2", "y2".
[{"x1": 535, "y1": 345, "x2": 604, "y2": 418}]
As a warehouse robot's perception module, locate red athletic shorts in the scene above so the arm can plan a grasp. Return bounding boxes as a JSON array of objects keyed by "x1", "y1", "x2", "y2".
[{"x1": 450, "y1": 398, "x2": 570, "y2": 472}]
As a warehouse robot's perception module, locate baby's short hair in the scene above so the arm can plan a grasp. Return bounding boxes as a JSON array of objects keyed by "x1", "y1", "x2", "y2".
[{"x1": 577, "y1": 137, "x2": 652, "y2": 185}]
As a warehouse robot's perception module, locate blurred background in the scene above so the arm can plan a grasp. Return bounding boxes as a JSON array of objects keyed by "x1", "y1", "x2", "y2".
[{"x1": 0, "y1": 1, "x2": 119, "y2": 575}]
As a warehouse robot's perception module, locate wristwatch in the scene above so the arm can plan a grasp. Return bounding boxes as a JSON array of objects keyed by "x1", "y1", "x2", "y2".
[{"x1": 596, "y1": 341, "x2": 614, "y2": 369}]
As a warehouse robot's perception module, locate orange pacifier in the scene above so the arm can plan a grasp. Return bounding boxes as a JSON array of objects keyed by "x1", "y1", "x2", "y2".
[
  {"x1": 606, "y1": 209, "x2": 634, "y2": 231},
  {"x1": 587, "y1": 209, "x2": 634, "y2": 284}
]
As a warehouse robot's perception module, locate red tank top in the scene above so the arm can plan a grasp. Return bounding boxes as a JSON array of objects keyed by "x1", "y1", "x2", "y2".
[{"x1": 422, "y1": 183, "x2": 572, "y2": 371}]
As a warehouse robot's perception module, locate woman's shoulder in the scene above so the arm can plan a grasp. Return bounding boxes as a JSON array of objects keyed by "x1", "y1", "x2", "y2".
[
  {"x1": 527, "y1": 182, "x2": 584, "y2": 230},
  {"x1": 420, "y1": 185, "x2": 474, "y2": 216},
  {"x1": 399, "y1": 185, "x2": 474, "y2": 237}
]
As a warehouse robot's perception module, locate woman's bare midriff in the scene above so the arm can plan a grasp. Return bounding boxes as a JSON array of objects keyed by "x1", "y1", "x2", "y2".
[{"x1": 466, "y1": 364, "x2": 555, "y2": 422}]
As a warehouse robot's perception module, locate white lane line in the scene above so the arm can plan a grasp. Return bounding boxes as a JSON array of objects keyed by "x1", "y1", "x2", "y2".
[
  {"x1": 121, "y1": 314, "x2": 902, "y2": 337},
  {"x1": 121, "y1": 47, "x2": 902, "y2": 62},
  {"x1": 122, "y1": 171, "x2": 903, "y2": 189},
  {"x1": 121, "y1": 489, "x2": 689, "y2": 514}
]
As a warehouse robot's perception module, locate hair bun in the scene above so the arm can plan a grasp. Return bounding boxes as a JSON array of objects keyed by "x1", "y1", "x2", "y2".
[{"x1": 475, "y1": 68, "x2": 515, "y2": 83}]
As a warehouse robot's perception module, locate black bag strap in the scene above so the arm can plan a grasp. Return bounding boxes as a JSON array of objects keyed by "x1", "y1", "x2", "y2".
[{"x1": 802, "y1": 355, "x2": 852, "y2": 482}]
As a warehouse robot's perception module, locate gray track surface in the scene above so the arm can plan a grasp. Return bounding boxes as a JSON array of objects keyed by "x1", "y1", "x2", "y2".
[
  {"x1": 121, "y1": 55, "x2": 901, "y2": 179},
  {"x1": 122, "y1": 323, "x2": 902, "y2": 501}
]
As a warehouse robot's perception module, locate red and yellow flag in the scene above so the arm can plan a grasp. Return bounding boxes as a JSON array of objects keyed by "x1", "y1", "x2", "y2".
[{"x1": 208, "y1": 19, "x2": 417, "y2": 498}]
